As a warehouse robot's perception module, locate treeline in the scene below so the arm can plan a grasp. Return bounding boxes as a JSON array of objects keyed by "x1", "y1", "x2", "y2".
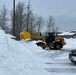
[{"x1": 0, "y1": 1, "x2": 59, "y2": 40}]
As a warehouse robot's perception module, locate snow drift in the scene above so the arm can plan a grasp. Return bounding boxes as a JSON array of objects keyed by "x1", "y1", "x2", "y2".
[{"x1": 0, "y1": 29, "x2": 50, "y2": 75}]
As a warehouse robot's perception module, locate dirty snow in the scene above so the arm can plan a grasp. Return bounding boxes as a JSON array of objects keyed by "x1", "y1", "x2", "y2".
[{"x1": 0, "y1": 29, "x2": 76, "y2": 75}]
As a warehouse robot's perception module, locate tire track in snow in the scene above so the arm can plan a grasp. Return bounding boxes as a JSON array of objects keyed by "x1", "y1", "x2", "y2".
[{"x1": 46, "y1": 68, "x2": 76, "y2": 73}]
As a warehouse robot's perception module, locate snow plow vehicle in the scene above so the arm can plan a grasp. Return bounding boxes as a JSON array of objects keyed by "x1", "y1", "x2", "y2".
[
  {"x1": 36, "y1": 32, "x2": 66, "y2": 50},
  {"x1": 20, "y1": 32, "x2": 66, "y2": 50}
]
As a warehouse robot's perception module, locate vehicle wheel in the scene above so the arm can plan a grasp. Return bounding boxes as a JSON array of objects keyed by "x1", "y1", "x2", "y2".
[{"x1": 54, "y1": 42, "x2": 62, "y2": 50}]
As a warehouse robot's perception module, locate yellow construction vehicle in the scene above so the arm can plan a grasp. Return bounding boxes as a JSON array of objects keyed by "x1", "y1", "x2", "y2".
[
  {"x1": 36, "y1": 32, "x2": 66, "y2": 50},
  {"x1": 20, "y1": 32, "x2": 66, "y2": 50}
]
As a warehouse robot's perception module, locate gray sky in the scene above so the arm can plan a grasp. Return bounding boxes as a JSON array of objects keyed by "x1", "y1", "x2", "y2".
[{"x1": 0, "y1": 0, "x2": 76, "y2": 31}]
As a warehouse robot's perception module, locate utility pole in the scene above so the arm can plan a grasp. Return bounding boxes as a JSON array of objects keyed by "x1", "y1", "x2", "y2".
[{"x1": 13, "y1": 0, "x2": 15, "y2": 36}]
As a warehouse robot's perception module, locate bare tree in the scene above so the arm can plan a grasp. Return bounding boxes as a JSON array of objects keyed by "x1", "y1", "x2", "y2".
[
  {"x1": 54, "y1": 25, "x2": 59, "y2": 32},
  {"x1": 10, "y1": 1, "x2": 38, "y2": 39},
  {"x1": 36, "y1": 16, "x2": 44, "y2": 32},
  {"x1": 47, "y1": 16, "x2": 54, "y2": 32},
  {"x1": 28, "y1": 13, "x2": 37, "y2": 34},
  {"x1": 47, "y1": 16, "x2": 59, "y2": 32},
  {"x1": 10, "y1": 1, "x2": 58, "y2": 40},
  {"x1": 25, "y1": 1, "x2": 32, "y2": 32},
  {"x1": 0, "y1": 5, "x2": 9, "y2": 32},
  {"x1": 11, "y1": 2, "x2": 26, "y2": 40}
]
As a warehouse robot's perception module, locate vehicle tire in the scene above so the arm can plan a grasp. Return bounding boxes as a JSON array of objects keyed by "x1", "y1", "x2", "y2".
[{"x1": 54, "y1": 42, "x2": 62, "y2": 50}]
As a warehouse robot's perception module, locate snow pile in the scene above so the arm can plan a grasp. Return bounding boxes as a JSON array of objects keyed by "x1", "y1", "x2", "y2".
[
  {"x1": 0, "y1": 29, "x2": 50, "y2": 75},
  {"x1": 64, "y1": 38, "x2": 76, "y2": 50},
  {"x1": 20, "y1": 40, "x2": 50, "y2": 59}
]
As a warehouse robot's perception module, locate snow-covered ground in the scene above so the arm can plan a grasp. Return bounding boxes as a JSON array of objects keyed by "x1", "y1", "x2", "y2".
[
  {"x1": 0, "y1": 29, "x2": 76, "y2": 75},
  {"x1": 20, "y1": 39, "x2": 76, "y2": 75},
  {"x1": 0, "y1": 29, "x2": 50, "y2": 75}
]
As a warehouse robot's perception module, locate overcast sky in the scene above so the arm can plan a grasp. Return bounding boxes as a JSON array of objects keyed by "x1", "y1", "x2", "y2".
[{"x1": 0, "y1": 0, "x2": 76, "y2": 31}]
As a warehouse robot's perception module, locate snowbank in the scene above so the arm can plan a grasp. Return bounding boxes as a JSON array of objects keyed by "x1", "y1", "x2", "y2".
[
  {"x1": 64, "y1": 38, "x2": 76, "y2": 50},
  {"x1": 0, "y1": 29, "x2": 50, "y2": 75}
]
